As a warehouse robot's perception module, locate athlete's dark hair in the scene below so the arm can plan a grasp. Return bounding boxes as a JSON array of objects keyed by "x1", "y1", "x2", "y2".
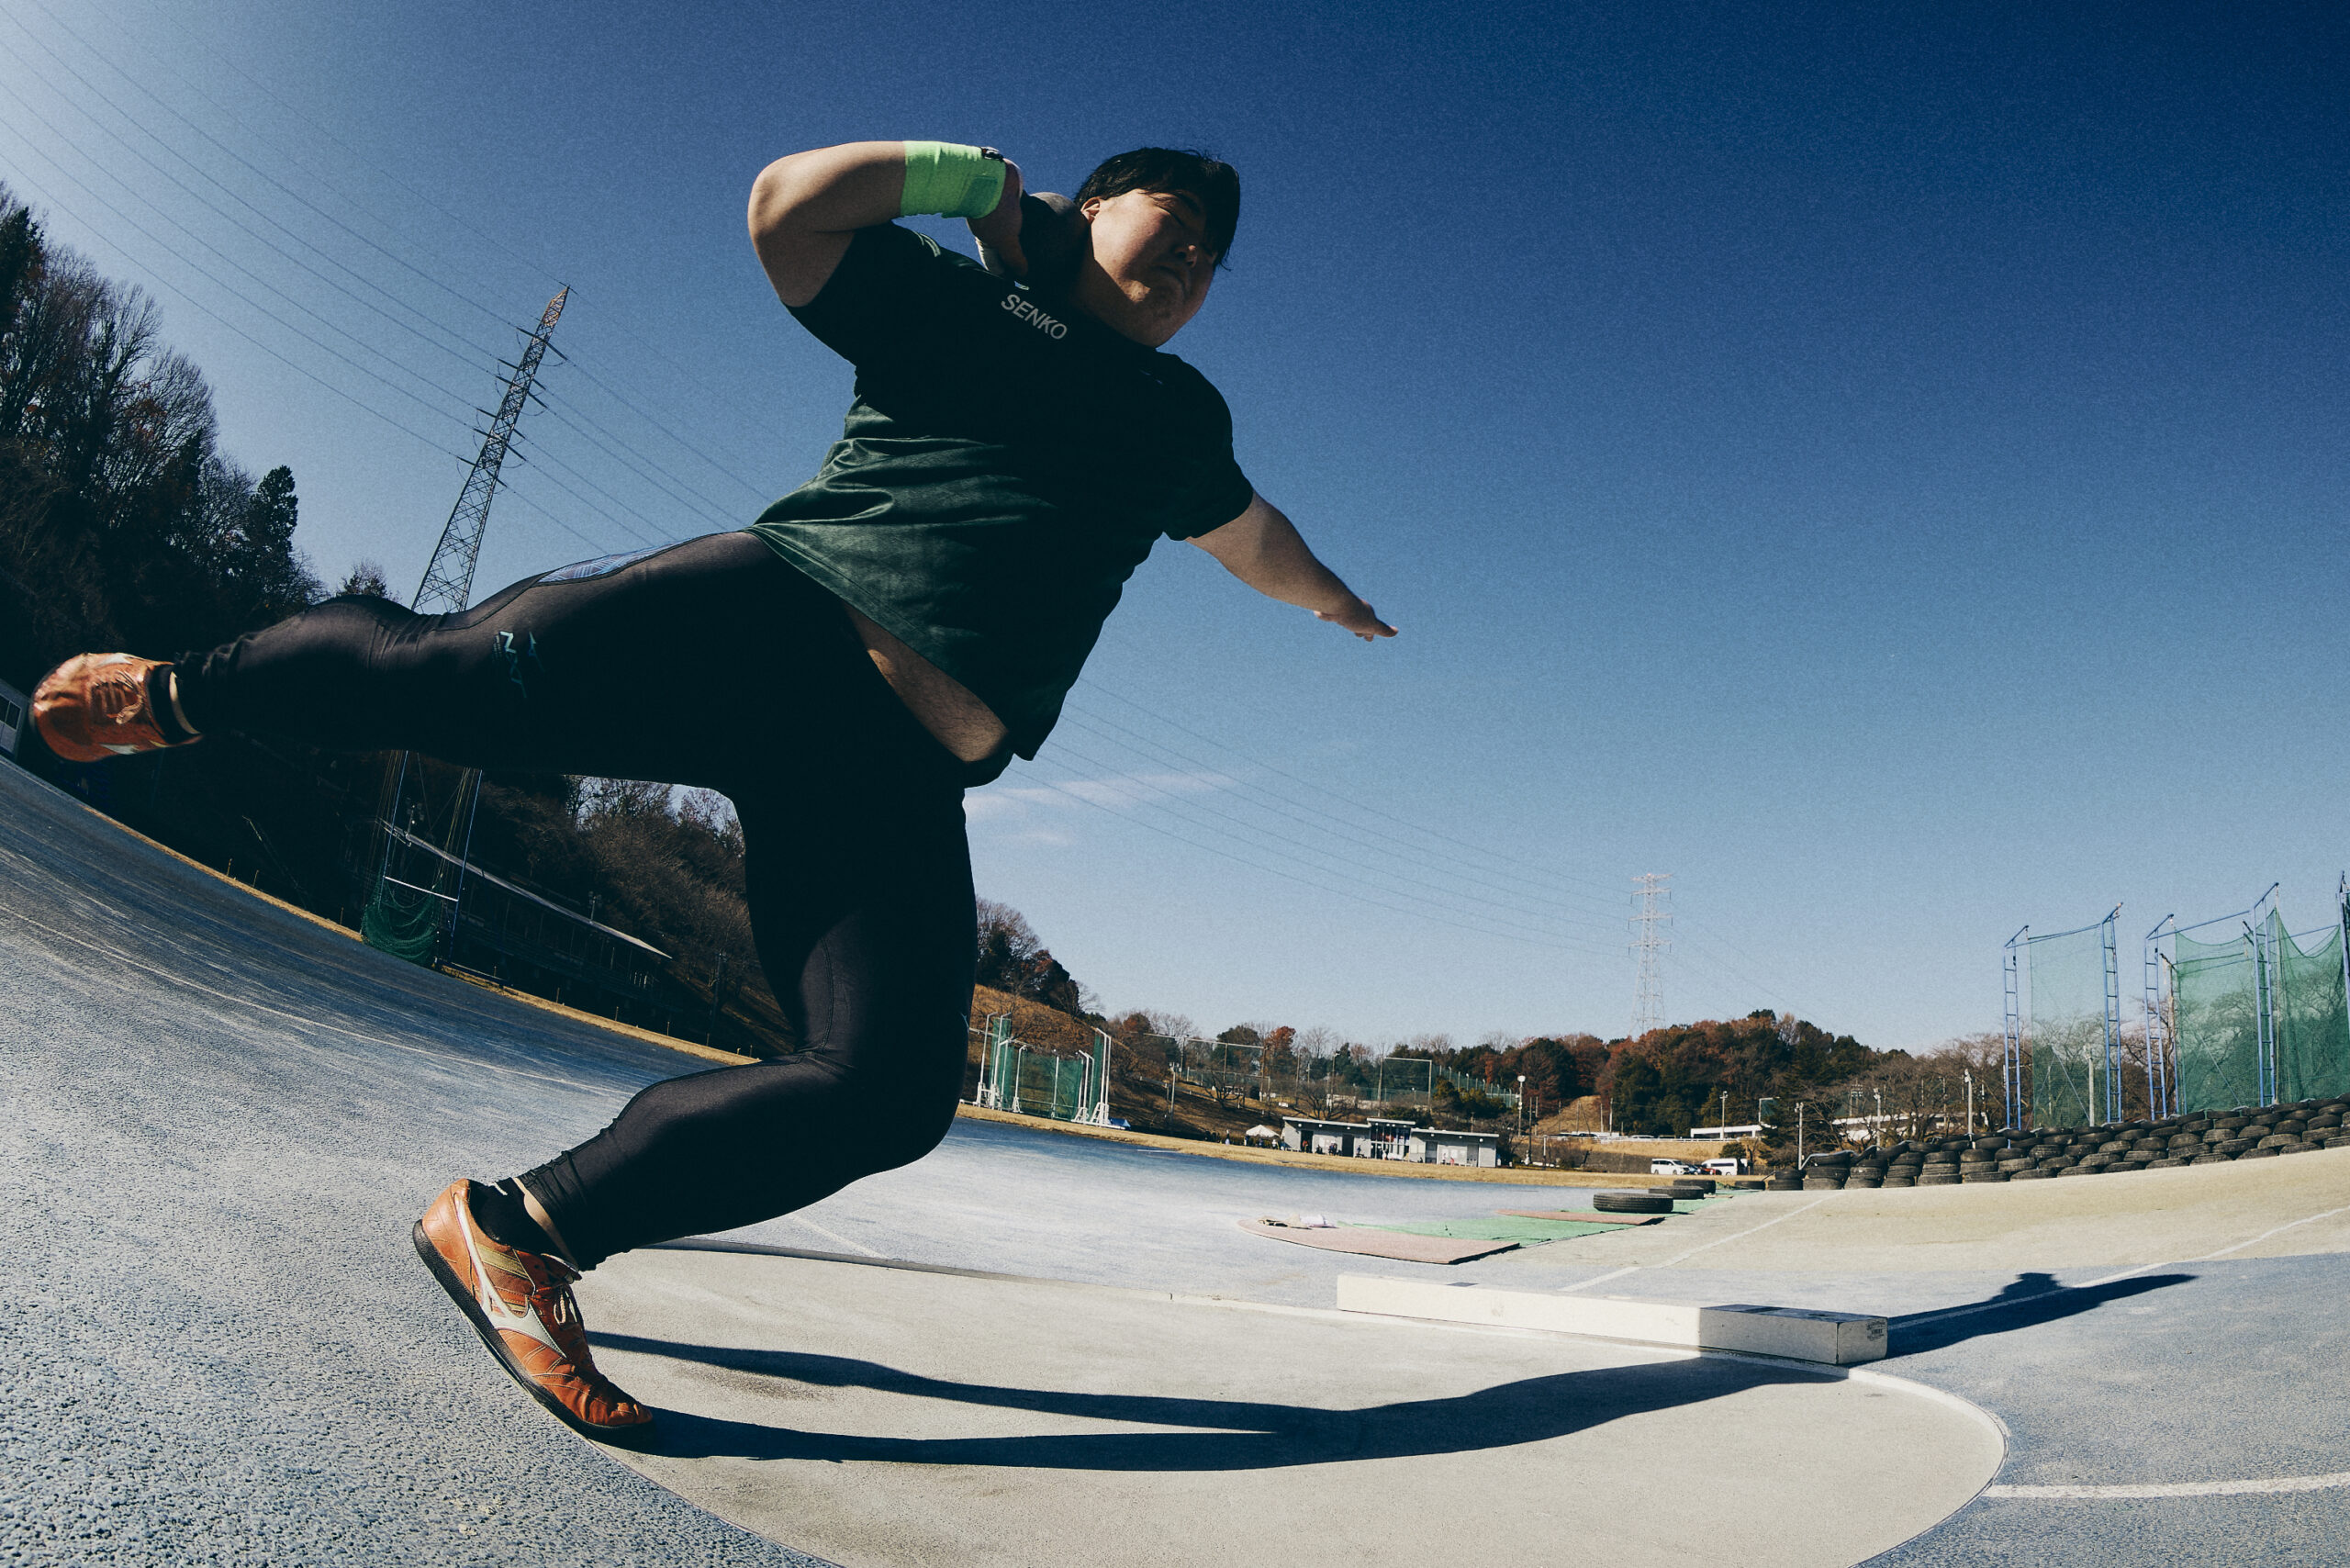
[{"x1": 1075, "y1": 148, "x2": 1240, "y2": 268}]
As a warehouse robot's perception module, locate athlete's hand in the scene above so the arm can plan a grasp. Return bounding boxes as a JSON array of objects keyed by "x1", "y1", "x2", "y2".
[
  {"x1": 968, "y1": 157, "x2": 1026, "y2": 276},
  {"x1": 1316, "y1": 598, "x2": 1397, "y2": 641}
]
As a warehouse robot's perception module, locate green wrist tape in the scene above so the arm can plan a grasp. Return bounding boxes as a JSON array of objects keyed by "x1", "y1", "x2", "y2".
[{"x1": 899, "y1": 141, "x2": 1007, "y2": 220}]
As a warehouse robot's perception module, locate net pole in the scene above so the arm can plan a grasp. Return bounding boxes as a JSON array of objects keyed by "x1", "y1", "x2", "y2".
[
  {"x1": 2144, "y1": 915, "x2": 2176, "y2": 1119},
  {"x1": 2100, "y1": 909, "x2": 2122, "y2": 1123},
  {"x1": 2340, "y1": 877, "x2": 2350, "y2": 1092},
  {"x1": 2002, "y1": 926, "x2": 2027, "y2": 1129}
]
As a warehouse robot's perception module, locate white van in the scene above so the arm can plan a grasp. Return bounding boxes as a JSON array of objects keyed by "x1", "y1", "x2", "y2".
[{"x1": 1701, "y1": 1158, "x2": 1745, "y2": 1177}]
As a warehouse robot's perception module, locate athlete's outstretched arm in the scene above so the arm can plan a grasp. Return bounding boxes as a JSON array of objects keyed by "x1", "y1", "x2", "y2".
[
  {"x1": 1191, "y1": 494, "x2": 1397, "y2": 641},
  {"x1": 748, "y1": 141, "x2": 1025, "y2": 307}
]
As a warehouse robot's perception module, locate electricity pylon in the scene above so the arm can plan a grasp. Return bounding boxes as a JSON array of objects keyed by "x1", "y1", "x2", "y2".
[
  {"x1": 413, "y1": 286, "x2": 567, "y2": 612},
  {"x1": 1630, "y1": 872, "x2": 1673, "y2": 1038},
  {"x1": 363, "y1": 287, "x2": 566, "y2": 962}
]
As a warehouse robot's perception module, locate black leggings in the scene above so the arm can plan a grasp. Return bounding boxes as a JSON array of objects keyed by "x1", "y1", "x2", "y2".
[{"x1": 177, "y1": 532, "x2": 976, "y2": 1268}]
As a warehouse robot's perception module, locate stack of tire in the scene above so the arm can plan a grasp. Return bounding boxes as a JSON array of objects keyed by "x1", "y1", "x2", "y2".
[
  {"x1": 1755, "y1": 1096, "x2": 2349, "y2": 1193},
  {"x1": 1590, "y1": 1177, "x2": 1718, "y2": 1215},
  {"x1": 2004, "y1": 1097, "x2": 2350, "y2": 1176}
]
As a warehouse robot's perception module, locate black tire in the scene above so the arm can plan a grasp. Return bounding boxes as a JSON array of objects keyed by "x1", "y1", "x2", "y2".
[
  {"x1": 1881, "y1": 1175, "x2": 1915, "y2": 1187},
  {"x1": 1961, "y1": 1171, "x2": 2007, "y2": 1183},
  {"x1": 2238, "y1": 1146, "x2": 2281, "y2": 1159},
  {"x1": 2009, "y1": 1168, "x2": 2053, "y2": 1180},
  {"x1": 1801, "y1": 1177, "x2": 1846, "y2": 1191},
  {"x1": 1593, "y1": 1191, "x2": 1674, "y2": 1214},
  {"x1": 1657, "y1": 1184, "x2": 1707, "y2": 1201},
  {"x1": 1917, "y1": 1171, "x2": 1960, "y2": 1185}
]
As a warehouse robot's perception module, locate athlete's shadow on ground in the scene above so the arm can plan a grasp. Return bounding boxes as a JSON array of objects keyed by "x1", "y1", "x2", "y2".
[
  {"x1": 588, "y1": 1333, "x2": 1819, "y2": 1470},
  {"x1": 1886, "y1": 1270, "x2": 2192, "y2": 1359}
]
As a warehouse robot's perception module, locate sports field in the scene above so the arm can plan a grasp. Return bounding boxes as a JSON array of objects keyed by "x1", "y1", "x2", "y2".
[{"x1": 4, "y1": 756, "x2": 2344, "y2": 1567}]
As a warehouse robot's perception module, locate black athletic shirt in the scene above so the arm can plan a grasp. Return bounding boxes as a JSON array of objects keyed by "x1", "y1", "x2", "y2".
[{"x1": 744, "y1": 223, "x2": 1254, "y2": 777}]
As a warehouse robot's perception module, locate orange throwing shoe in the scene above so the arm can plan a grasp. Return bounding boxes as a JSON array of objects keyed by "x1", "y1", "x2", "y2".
[
  {"x1": 412, "y1": 1179, "x2": 654, "y2": 1441},
  {"x1": 31, "y1": 653, "x2": 196, "y2": 763}
]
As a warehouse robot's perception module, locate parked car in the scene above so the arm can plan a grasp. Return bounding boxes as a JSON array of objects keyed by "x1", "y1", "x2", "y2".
[{"x1": 1650, "y1": 1159, "x2": 1701, "y2": 1175}]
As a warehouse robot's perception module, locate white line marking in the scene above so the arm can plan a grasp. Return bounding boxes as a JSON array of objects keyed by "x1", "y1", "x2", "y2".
[
  {"x1": 1898, "y1": 1199, "x2": 2350, "y2": 1334},
  {"x1": 789, "y1": 1215, "x2": 881, "y2": 1257},
  {"x1": 1558, "y1": 1195, "x2": 1832, "y2": 1294},
  {"x1": 1986, "y1": 1473, "x2": 2350, "y2": 1499},
  {"x1": 2190, "y1": 1202, "x2": 2350, "y2": 1261}
]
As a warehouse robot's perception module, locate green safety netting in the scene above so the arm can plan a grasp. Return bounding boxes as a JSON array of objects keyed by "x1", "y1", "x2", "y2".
[
  {"x1": 361, "y1": 878, "x2": 442, "y2": 966},
  {"x1": 2274, "y1": 914, "x2": 2350, "y2": 1103},
  {"x1": 979, "y1": 1021, "x2": 1109, "y2": 1122},
  {"x1": 2029, "y1": 922, "x2": 2111, "y2": 1127},
  {"x1": 2174, "y1": 924, "x2": 2260, "y2": 1112}
]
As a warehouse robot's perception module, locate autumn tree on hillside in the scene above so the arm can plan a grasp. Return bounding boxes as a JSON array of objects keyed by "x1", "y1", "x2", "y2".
[
  {"x1": 974, "y1": 900, "x2": 1082, "y2": 1014},
  {"x1": 1606, "y1": 1011, "x2": 1883, "y2": 1137}
]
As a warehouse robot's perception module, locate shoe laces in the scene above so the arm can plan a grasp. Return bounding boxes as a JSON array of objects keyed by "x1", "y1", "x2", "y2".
[
  {"x1": 521, "y1": 1258, "x2": 611, "y2": 1374},
  {"x1": 91, "y1": 666, "x2": 146, "y2": 724}
]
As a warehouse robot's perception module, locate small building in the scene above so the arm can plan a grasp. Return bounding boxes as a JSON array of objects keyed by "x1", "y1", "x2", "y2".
[
  {"x1": 0, "y1": 676, "x2": 25, "y2": 760},
  {"x1": 1281, "y1": 1116, "x2": 1500, "y2": 1167},
  {"x1": 1408, "y1": 1127, "x2": 1502, "y2": 1167}
]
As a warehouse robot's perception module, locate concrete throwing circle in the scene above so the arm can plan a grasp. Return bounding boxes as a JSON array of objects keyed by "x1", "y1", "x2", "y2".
[{"x1": 578, "y1": 1249, "x2": 2001, "y2": 1568}]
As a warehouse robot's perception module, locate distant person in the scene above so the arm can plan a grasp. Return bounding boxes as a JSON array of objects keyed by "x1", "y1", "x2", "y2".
[{"x1": 33, "y1": 140, "x2": 1394, "y2": 1439}]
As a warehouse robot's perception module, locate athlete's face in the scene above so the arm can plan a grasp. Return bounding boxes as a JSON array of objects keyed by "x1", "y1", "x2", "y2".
[{"x1": 1073, "y1": 187, "x2": 1218, "y2": 346}]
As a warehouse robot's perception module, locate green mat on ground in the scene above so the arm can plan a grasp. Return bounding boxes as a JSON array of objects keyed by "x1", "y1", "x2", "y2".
[{"x1": 1370, "y1": 1216, "x2": 1619, "y2": 1243}]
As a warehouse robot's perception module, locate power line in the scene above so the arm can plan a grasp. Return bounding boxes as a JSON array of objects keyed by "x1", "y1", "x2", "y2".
[
  {"x1": 1055, "y1": 701, "x2": 1621, "y2": 932},
  {"x1": 1071, "y1": 678, "x2": 1633, "y2": 906},
  {"x1": 95, "y1": 0, "x2": 781, "y2": 427},
  {"x1": 1040, "y1": 739, "x2": 1622, "y2": 956},
  {"x1": 73, "y1": 0, "x2": 539, "y2": 336},
  {"x1": 0, "y1": 151, "x2": 469, "y2": 465},
  {"x1": 1018, "y1": 767, "x2": 1606, "y2": 954},
  {"x1": 5, "y1": 2, "x2": 498, "y2": 368},
  {"x1": 0, "y1": 102, "x2": 486, "y2": 431}
]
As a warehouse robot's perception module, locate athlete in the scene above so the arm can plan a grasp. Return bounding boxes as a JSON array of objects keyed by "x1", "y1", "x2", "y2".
[{"x1": 32, "y1": 140, "x2": 1394, "y2": 1440}]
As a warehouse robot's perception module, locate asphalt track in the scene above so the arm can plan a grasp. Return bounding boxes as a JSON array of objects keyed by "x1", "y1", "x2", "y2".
[{"x1": 4, "y1": 756, "x2": 2345, "y2": 1566}]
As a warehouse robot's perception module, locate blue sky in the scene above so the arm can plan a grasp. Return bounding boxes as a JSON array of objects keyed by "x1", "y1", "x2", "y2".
[{"x1": 3, "y1": 0, "x2": 2343, "y2": 1050}]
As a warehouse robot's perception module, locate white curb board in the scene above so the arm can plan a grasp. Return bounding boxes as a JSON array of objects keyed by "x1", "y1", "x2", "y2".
[{"x1": 1336, "y1": 1275, "x2": 1888, "y2": 1365}]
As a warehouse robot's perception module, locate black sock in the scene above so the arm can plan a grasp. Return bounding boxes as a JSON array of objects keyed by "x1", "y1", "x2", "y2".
[{"x1": 465, "y1": 1178, "x2": 565, "y2": 1260}]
